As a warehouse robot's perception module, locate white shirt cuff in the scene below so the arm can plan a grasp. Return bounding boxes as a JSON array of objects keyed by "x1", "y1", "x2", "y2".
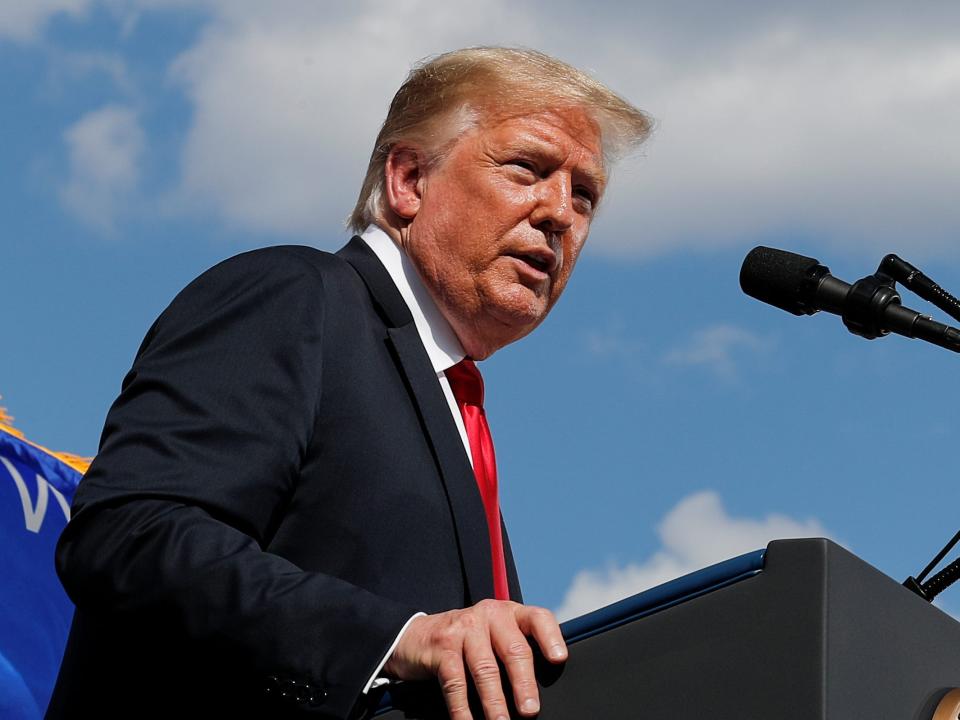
[{"x1": 362, "y1": 612, "x2": 427, "y2": 693}]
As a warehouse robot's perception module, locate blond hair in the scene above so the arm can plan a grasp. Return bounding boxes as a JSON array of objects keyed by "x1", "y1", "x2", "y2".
[{"x1": 348, "y1": 47, "x2": 652, "y2": 233}]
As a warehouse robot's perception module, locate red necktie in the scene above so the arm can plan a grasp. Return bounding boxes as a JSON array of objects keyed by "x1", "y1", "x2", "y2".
[{"x1": 445, "y1": 359, "x2": 510, "y2": 601}]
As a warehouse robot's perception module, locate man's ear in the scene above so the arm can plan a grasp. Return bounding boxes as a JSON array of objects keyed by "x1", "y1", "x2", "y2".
[{"x1": 384, "y1": 146, "x2": 424, "y2": 220}]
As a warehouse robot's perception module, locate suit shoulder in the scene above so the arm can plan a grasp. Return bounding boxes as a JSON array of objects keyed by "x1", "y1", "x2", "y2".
[
  {"x1": 170, "y1": 244, "x2": 366, "y2": 310},
  {"x1": 199, "y1": 244, "x2": 356, "y2": 287},
  {"x1": 140, "y1": 244, "x2": 360, "y2": 354}
]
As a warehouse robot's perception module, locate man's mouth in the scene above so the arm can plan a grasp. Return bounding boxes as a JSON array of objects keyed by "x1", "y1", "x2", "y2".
[{"x1": 507, "y1": 248, "x2": 558, "y2": 275}]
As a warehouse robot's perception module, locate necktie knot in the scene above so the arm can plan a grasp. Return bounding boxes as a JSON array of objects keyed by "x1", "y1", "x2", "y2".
[{"x1": 446, "y1": 358, "x2": 484, "y2": 408}]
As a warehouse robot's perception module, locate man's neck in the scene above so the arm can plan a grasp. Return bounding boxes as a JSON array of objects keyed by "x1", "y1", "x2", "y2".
[{"x1": 359, "y1": 225, "x2": 465, "y2": 374}]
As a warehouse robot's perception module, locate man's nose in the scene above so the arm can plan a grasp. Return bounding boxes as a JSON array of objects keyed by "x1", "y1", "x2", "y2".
[{"x1": 530, "y1": 174, "x2": 575, "y2": 233}]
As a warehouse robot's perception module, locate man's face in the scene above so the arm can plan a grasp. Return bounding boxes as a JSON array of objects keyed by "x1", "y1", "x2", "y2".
[{"x1": 399, "y1": 106, "x2": 606, "y2": 359}]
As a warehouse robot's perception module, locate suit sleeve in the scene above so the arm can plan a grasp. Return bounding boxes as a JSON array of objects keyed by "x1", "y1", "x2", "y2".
[{"x1": 55, "y1": 248, "x2": 418, "y2": 718}]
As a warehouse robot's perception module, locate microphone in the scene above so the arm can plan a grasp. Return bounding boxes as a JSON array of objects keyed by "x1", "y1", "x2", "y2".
[{"x1": 739, "y1": 246, "x2": 960, "y2": 353}]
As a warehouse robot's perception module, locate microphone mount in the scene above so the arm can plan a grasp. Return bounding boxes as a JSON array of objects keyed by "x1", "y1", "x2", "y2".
[
  {"x1": 904, "y1": 529, "x2": 960, "y2": 603},
  {"x1": 840, "y1": 269, "x2": 900, "y2": 340},
  {"x1": 840, "y1": 255, "x2": 960, "y2": 351}
]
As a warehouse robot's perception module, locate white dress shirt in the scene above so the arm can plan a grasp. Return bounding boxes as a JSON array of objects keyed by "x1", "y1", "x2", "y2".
[{"x1": 357, "y1": 225, "x2": 476, "y2": 692}]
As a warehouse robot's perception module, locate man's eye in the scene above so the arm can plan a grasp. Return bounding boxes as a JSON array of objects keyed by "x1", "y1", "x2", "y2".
[
  {"x1": 509, "y1": 159, "x2": 537, "y2": 174},
  {"x1": 574, "y1": 187, "x2": 596, "y2": 210}
]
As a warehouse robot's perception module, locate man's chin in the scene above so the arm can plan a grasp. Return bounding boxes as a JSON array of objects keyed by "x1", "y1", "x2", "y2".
[
  {"x1": 458, "y1": 307, "x2": 542, "y2": 359},
  {"x1": 489, "y1": 303, "x2": 547, "y2": 339},
  {"x1": 460, "y1": 285, "x2": 551, "y2": 355}
]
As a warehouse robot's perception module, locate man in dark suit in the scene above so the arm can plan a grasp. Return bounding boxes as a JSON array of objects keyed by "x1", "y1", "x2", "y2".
[{"x1": 50, "y1": 47, "x2": 650, "y2": 719}]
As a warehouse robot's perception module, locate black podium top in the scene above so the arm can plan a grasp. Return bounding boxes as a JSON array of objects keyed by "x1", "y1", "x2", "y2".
[{"x1": 374, "y1": 539, "x2": 960, "y2": 720}]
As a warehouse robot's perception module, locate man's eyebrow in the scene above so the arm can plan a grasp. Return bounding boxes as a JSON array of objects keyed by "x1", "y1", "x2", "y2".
[
  {"x1": 577, "y1": 165, "x2": 607, "y2": 193},
  {"x1": 500, "y1": 134, "x2": 607, "y2": 189}
]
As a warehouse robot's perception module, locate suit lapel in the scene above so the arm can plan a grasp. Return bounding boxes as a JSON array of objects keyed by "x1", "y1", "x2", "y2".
[
  {"x1": 337, "y1": 237, "x2": 414, "y2": 326},
  {"x1": 387, "y1": 326, "x2": 495, "y2": 603},
  {"x1": 501, "y1": 519, "x2": 523, "y2": 603},
  {"x1": 338, "y1": 237, "x2": 496, "y2": 602}
]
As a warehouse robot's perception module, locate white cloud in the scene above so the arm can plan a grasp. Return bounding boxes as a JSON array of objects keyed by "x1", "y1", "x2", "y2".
[
  {"x1": 583, "y1": 319, "x2": 646, "y2": 359},
  {"x1": 26, "y1": 2, "x2": 960, "y2": 257},
  {"x1": 60, "y1": 104, "x2": 144, "y2": 233},
  {"x1": 0, "y1": 0, "x2": 89, "y2": 43},
  {"x1": 590, "y1": 24, "x2": 960, "y2": 260},
  {"x1": 154, "y1": 2, "x2": 960, "y2": 257},
  {"x1": 555, "y1": 490, "x2": 831, "y2": 621},
  {"x1": 164, "y1": 0, "x2": 541, "y2": 239},
  {"x1": 662, "y1": 324, "x2": 771, "y2": 380}
]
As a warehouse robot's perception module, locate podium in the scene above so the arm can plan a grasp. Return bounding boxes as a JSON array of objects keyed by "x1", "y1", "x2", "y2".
[{"x1": 374, "y1": 539, "x2": 960, "y2": 719}]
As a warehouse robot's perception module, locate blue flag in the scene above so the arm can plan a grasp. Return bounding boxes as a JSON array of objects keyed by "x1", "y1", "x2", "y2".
[{"x1": 0, "y1": 413, "x2": 87, "y2": 719}]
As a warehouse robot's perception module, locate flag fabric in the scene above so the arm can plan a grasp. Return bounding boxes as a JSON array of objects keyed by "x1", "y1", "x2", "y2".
[{"x1": 0, "y1": 404, "x2": 89, "y2": 719}]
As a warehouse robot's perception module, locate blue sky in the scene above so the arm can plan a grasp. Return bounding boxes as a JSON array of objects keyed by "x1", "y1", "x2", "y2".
[{"x1": 3, "y1": 1, "x2": 960, "y2": 618}]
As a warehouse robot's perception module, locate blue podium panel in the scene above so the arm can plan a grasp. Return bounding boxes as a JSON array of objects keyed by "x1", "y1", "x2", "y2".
[{"x1": 560, "y1": 548, "x2": 765, "y2": 644}]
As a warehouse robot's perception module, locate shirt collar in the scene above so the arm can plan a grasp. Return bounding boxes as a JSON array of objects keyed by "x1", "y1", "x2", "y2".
[{"x1": 360, "y1": 225, "x2": 465, "y2": 374}]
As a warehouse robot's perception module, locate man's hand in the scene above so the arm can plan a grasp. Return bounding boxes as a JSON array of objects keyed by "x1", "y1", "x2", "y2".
[{"x1": 384, "y1": 600, "x2": 567, "y2": 720}]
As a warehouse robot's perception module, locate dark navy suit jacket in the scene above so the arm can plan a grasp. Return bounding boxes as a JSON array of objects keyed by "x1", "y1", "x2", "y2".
[{"x1": 48, "y1": 238, "x2": 521, "y2": 718}]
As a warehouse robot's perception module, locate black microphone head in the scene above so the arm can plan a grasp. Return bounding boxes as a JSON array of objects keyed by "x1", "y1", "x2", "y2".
[{"x1": 740, "y1": 246, "x2": 826, "y2": 316}]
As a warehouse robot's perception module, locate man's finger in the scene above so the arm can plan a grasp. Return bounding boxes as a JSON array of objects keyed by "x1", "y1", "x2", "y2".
[
  {"x1": 464, "y1": 629, "x2": 511, "y2": 720},
  {"x1": 437, "y1": 649, "x2": 474, "y2": 720},
  {"x1": 517, "y1": 605, "x2": 568, "y2": 663},
  {"x1": 490, "y1": 622, "x2": 540, "y2": 717}
]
